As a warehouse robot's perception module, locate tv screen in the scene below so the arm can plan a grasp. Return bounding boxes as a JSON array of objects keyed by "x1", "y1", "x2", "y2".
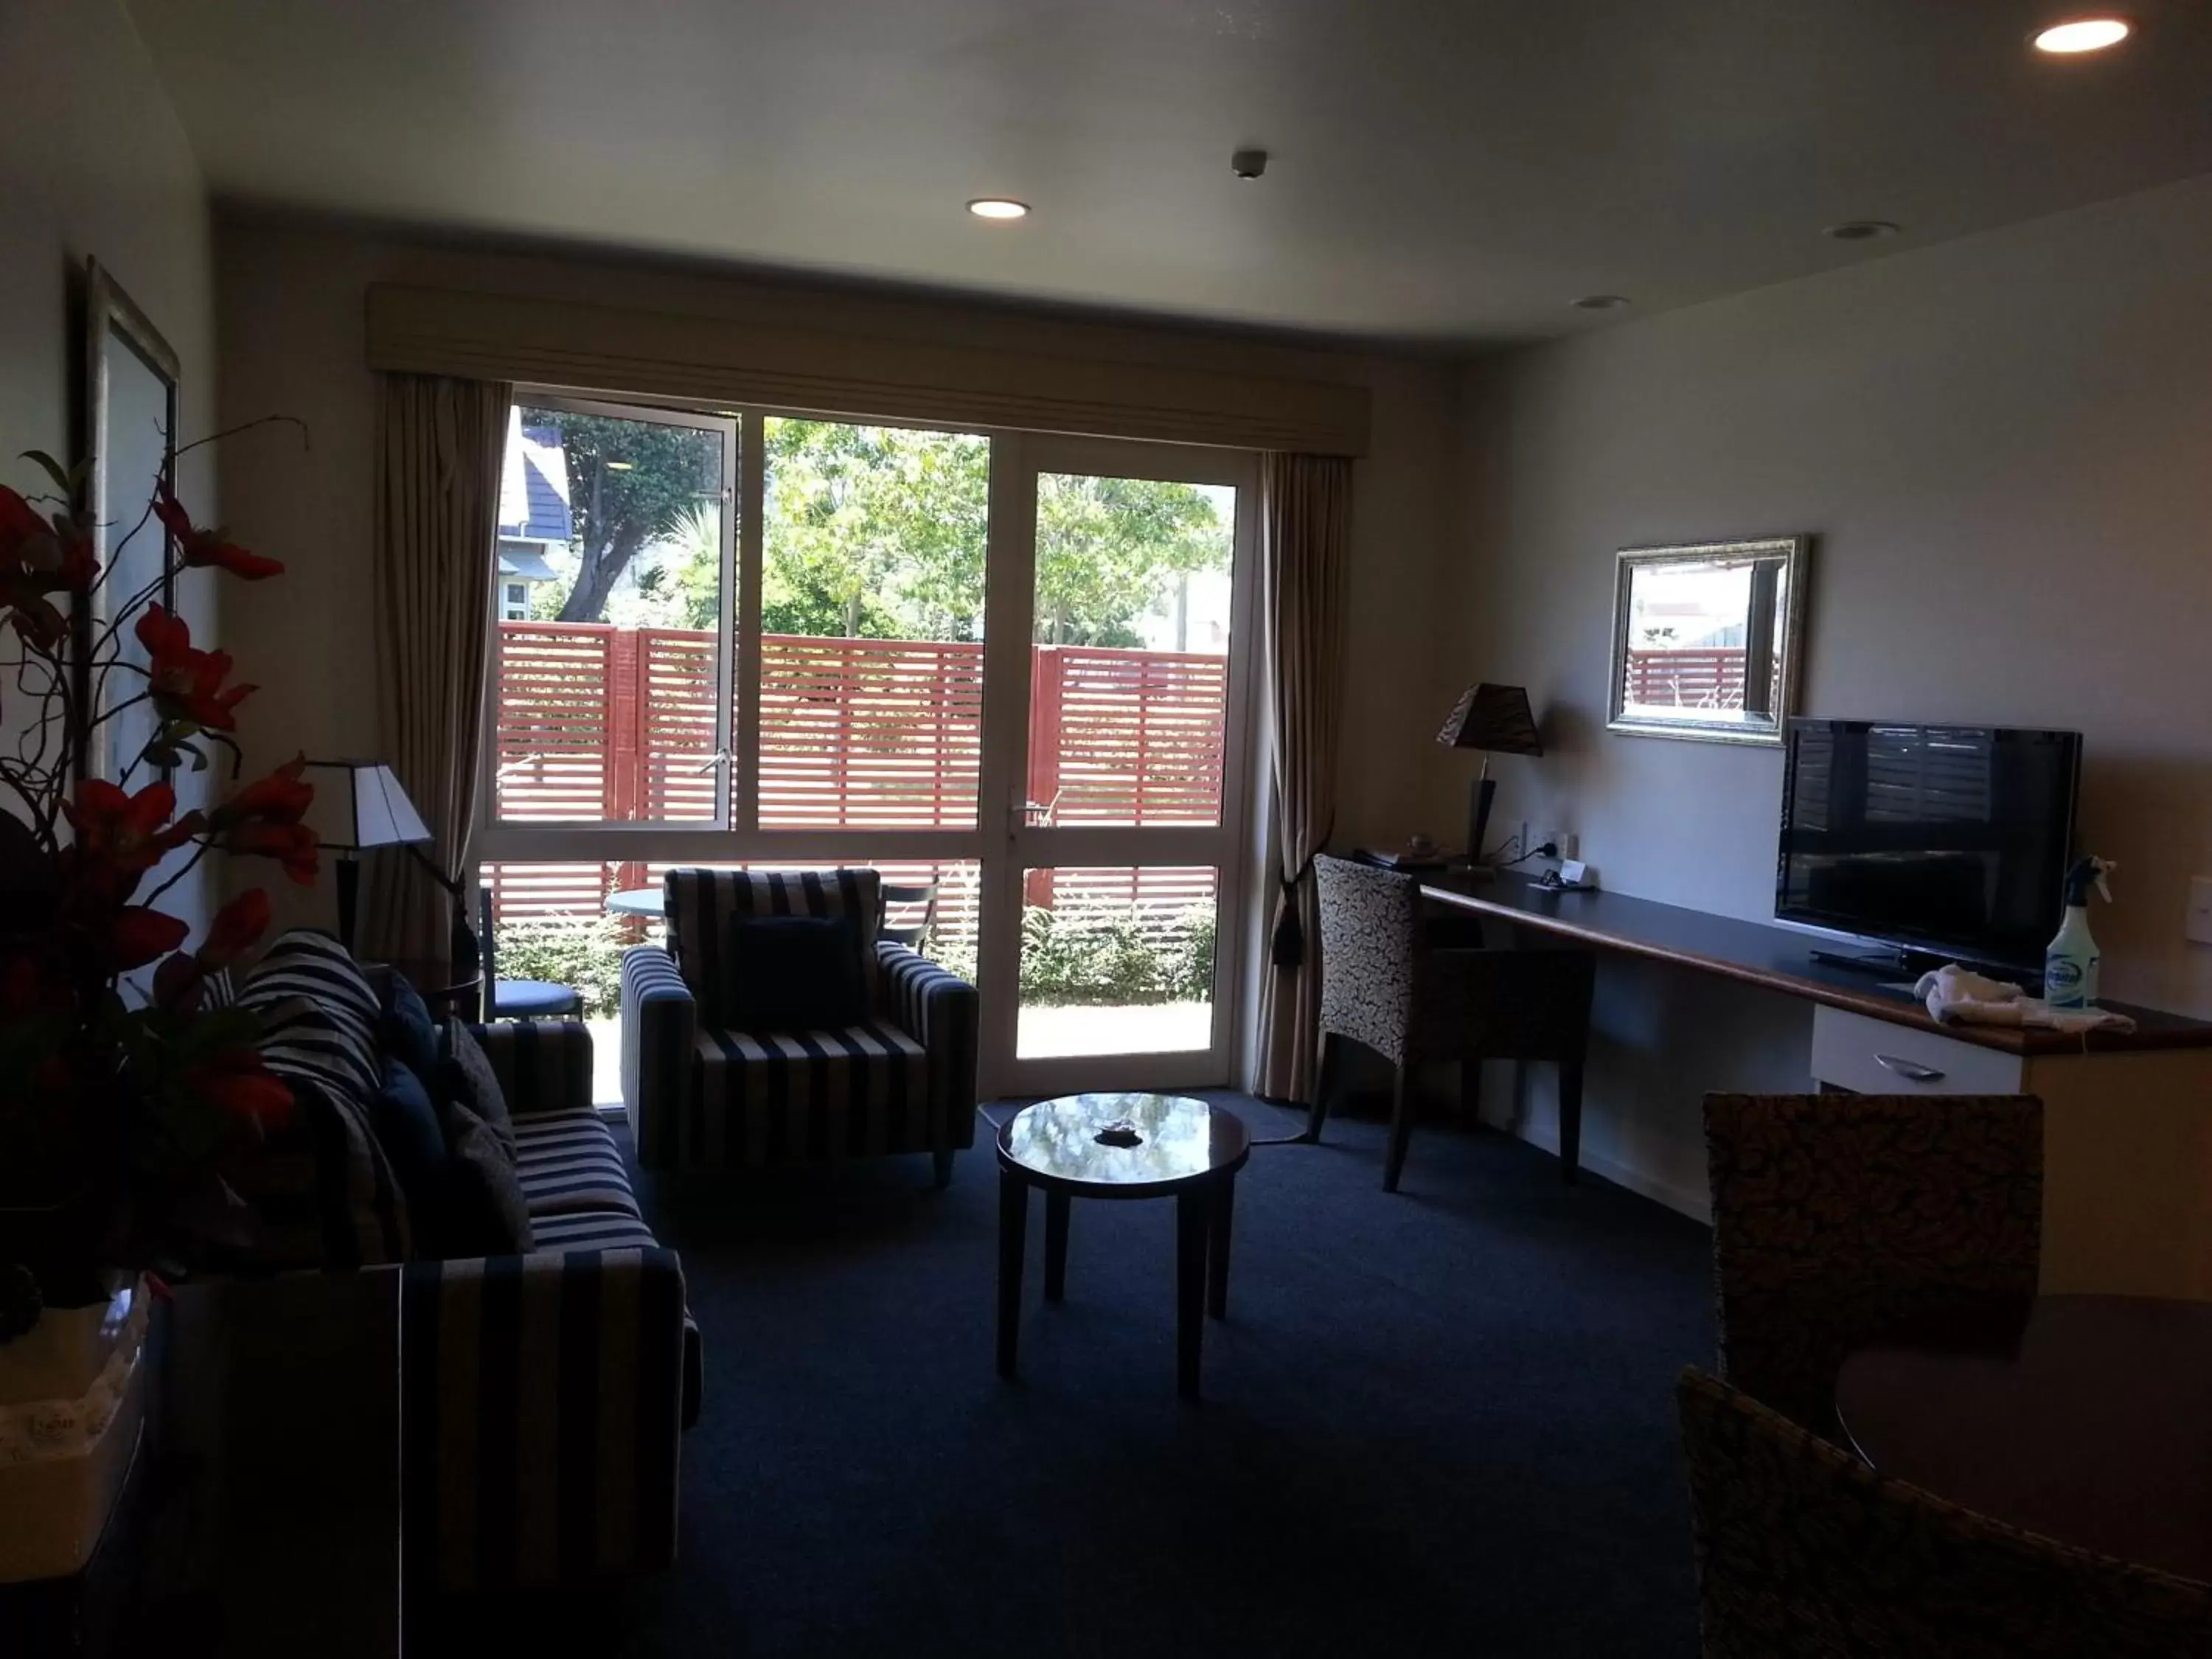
[{"x1": 1776, "y1": 721, "x2": 2081, "y2": 970}]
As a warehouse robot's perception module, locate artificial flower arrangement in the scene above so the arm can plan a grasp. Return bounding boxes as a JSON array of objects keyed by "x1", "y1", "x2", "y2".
[{"x1": 0, "y1": 442, "x2": 316, "y2": 1341}]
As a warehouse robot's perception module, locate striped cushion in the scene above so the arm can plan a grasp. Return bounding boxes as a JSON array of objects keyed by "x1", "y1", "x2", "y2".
[
  {"x1": 664, "y1": 868, "x2": 882, "y2": 1019},
  {"x1": 237, "y1": 929, "x2": 381, "y2": 1104},
  {"x1": 528, "y1": 1209, "x2": 661, "y2": 1250},
  {"x1": 679, "y1": 1021, "x2": 931, "y2": 1168},
  {"x1": 514, "y1": 1110, "x2": 641, "y2": 1220},
  {"x1": 226, "y1": 1073, "x2": 411, "y2": 1268}
]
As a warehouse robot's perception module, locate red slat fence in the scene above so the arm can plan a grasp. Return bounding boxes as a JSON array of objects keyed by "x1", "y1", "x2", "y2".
[
  {"x1": 489, "y1": 622, "x2": 1228, "y2": 941},
  {"x1": 1624, "y1": 647, "x2": 1747, "y2": 710}
]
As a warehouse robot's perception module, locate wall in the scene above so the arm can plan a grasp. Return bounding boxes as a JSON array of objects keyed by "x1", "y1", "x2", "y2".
[
  {"x1": 211, "y1": 217, "x2": 1466, "y2": 936},
  {"x1": 1453, "y1": 173, "x2": 2212, "y2": 1215},
  {"x1": 0, "y1": 0, "x2": 219, "y2": 936}
]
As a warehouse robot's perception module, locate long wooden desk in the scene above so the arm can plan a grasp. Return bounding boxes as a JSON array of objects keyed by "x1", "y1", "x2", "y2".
[
  {"x1": 1411, "y1": 871, "x2": 2212, "y2": 1298},
  {"x1": 1414, "y1": 872, "x2": 2212, "y2": 1056}
]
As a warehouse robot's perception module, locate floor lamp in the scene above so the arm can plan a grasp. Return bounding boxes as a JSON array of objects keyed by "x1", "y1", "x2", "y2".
[{"x1": 303, "y1": 760, "x2": 434, "y2": 953}]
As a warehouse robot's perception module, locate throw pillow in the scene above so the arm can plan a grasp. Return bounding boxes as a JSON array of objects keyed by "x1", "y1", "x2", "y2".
[
  {"x1": 235, "y1": 929, "x2": 382, "y2": 1102},
  {"x1": 434, "y1": 1096, "x2": 535, "y2": 1258},
  {"x1": 438, "y1": 1018, "x2": 518, "y2": 1164},
  {"x1": 378, "y1": 973, "x2": 439, "y2": 1080},
  {"x1": 368, "y1": 1055, "x2": 447, "y2": 1216},
  {"x1": 725, "y1": 914, "x2": 867, "y2": 1032}
]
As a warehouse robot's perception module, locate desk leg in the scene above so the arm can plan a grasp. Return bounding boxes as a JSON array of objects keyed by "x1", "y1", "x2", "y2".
[
  {"x1": 1206, "y1": 1175, "x2": 1234, "y2": 1320},
  {"x1": 1176, "y1": 1189, "x2": 1207, "y2": 1399},
  {"x1": 997, "y1": 1169, "x2": 1026, "y2": 1379},
  {"x1": 1559, "y1": 1059, "x2": 1584, "y2": 1184},
  {"x1": 1044, "y1": 1190, "x2": 1070, "y2": 1301}
]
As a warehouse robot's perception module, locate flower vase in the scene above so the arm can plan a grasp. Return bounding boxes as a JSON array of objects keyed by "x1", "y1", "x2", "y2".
[{"x1": 0, "y1": 1278, "x2": 154, "y2": 1584}]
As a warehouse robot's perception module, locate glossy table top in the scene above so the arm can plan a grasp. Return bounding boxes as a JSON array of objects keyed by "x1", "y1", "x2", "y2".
[
  {"x1": 998, "y1": 1093, "x2": 1251, "y2": 1196},
  {"x1": 605, "y1": 887, "x2": 665, "y2": 917},
  {"x1": 1413, "y1": 871, "x2": 2212, "y2": 1056},
  {"x1": 1837, "y1": 1295, "x2": 2212, "y2": 1582}
]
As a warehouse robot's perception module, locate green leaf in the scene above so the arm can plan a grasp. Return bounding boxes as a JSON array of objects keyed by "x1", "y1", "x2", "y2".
[{"x1": 19, "y1": 448, "x2": 80, "y2": 496}]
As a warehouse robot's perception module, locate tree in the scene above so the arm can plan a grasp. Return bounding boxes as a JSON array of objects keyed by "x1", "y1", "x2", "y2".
[
  {"x1": 534, "y1": 411, "x2": 723, "y2": 623},
  {"x1": 1032, "y1": 473, "x2": 1228, "y2": 646}
]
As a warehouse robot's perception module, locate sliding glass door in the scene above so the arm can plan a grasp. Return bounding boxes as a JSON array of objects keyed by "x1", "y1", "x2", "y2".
[
  {"x1": 476, "y1": 399, "x2": 1254, "y2": 1103},
  {"x1": 977, "y1": 437, "x2": 1258, "y2": 1096}
]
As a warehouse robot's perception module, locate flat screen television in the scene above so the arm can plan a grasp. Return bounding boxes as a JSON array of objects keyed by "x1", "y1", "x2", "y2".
[{"x1": 1776, "y1": 720, "x2": 2081, "y2": 973}]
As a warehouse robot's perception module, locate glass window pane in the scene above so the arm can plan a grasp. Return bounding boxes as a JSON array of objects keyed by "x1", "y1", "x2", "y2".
[
  {"x1": 492, "y1": 405, "x2": 730, "y2": 824},
  {"x1": 1015, "y1": 866, "x2": 1217, "y2": 1058},
  {"x1": 757, "y1": 419, "x2": 988, "y2": 830},
  {"x1": 1032, "y1": 476, "x2": 1234, "y2": 828}
]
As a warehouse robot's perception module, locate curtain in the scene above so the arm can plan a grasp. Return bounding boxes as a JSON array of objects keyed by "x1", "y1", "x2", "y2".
[
  {"x1": 1253, "y1": 452, "x2": 1352, "y2": 1104},
  {"x1": 361, "y1": 374, "x2": 512, "y2": 971}
]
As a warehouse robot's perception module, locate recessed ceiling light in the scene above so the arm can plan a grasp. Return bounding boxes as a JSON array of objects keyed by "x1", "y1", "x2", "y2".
[
  {"x1": 1571, "y1": 294, "x2": 1631, "y2": 310},
  {"x1": 1823, "y1": 220, "x2": 1902, "y2": 242},
  {"x1": 2034, "y1": 17, "x2": 2130, "y2": 52},
  {"x1": 967, "y1": 198, "x2": 1030, "y2": 220}
]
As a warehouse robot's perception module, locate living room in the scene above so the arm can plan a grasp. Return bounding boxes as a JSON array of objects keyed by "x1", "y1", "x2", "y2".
[{"x1": 6, "y1": 2, "x2": 2212, "y2": 1654}]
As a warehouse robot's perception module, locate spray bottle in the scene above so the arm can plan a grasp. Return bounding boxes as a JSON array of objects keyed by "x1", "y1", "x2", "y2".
[{"x1": 2043, "y1": 857, "x2": 2115, "y2": 1009}]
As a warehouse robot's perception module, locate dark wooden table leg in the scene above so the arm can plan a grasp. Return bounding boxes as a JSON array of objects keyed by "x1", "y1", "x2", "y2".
[
  {"x1": 1206, "y1": 1174, "x2": 1235, "y2": 1320},
  {"x1": 1043, "y1": 1189, "x2": 1070, "y2": 1301},
  {"x1": 997, "y1": 1167, "x2": 1027, "y2": 1379},
  {"x1": 1175, "y1": 1187, "x2": 1208, "y2": 1399}
]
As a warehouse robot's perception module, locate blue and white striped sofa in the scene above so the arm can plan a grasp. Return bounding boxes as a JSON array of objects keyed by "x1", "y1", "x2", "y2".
[
  {"x1": 235, "y1": 932, "x2": 700, "y2": 1593},
  {"x1": 621, "y1": 868, "x2": 979, "y2": 1181}
]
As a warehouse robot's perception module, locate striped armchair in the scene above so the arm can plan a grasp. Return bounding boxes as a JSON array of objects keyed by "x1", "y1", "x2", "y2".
[
  {"x1": 400, "y1": 1020, "x2": 702, "y2": 1593},
  {"x1": 622, "y1": 867, "x2": 980, "y2": 1181}
]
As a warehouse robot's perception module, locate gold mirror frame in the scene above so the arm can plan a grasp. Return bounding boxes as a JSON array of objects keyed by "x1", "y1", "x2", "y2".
[{"x1": 1605, "y1": 536, "x2": 1812, "y2": 746}]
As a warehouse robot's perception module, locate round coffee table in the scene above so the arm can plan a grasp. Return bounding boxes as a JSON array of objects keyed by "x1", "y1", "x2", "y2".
[{"x1": 995, "y1": 1093, "x2": 1251, "y2": 1400}]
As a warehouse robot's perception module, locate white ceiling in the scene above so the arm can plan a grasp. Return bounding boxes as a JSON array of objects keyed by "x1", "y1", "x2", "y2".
[{"x1": 130, "y1": 0, "x2": 2212, "y2": 345}]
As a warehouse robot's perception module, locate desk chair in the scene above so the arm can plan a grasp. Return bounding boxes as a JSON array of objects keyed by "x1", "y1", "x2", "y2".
[
  {"x1": 1307, "y1": 853, "x2": 1595, "y2": 1192},
  {"x1": 476, "y1": 885, "x2": 585, "y2": 1021}
]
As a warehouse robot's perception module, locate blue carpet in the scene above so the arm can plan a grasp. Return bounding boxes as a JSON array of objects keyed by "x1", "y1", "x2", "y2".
[{"x1": 561, "y1": 1096, "x2": 1715, "y2": 1658}]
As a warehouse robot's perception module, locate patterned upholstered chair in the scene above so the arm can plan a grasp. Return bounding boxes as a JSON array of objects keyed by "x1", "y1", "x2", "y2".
[
  {"x1": 1677, "y1": 1367, "x2": 2212, "y2": 1658},
  {"x1": 1307, "y1": 853, "x2": 1595, "y2": 1192},
  {"x1": 1702, "y1": 1092, "x2": 2043, "y2": 1433},
  {"x1": 620, "y1": 868, "x2": 978, "y2": 1182}
]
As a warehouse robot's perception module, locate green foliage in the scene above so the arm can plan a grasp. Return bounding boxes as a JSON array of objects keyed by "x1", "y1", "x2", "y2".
[
  {"x1": 492, "y1": 916, "x2": 630, "y2": 1018},
  {"x1": 1032, "y1": 473, "x2": 1229, "y2": 647},
  {"x1": 1011, "y1": 905, "x2": 1216, "y2": 1006},
  {"x1": 618, "y1": 417, "x2": 1232, "y2": 646}
]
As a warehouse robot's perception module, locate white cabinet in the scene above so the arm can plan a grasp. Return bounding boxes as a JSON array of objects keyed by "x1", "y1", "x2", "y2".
[{"x1": 1811, "y1": 1004, "x2": 2212, "y2": 1300}]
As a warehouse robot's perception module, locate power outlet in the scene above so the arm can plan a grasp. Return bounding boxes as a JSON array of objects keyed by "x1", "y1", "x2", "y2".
[
  {"x1": 2188, "y1": 877, "x2": 2212, "y2": 947},
  {"x1": 1537, "y1": 827, "x2": 1576, "y2": 863}
]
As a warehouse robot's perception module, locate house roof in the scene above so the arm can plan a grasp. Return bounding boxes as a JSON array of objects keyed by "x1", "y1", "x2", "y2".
[
  {"x1": 496, "y1": 547, "x2": 559, "y2": 582},
  {"x1": 498, "y1": 414, "x2": 572, "y2": 544}
]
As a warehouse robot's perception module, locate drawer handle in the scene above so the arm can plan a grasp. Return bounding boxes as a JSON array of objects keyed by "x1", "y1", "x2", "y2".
[{"x1": 1874, "y1": 1054, "x2": 1946, "y2": 1084}]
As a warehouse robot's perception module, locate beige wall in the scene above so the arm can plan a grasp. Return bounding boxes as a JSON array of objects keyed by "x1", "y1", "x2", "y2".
[
  {"x1": 212, "y1": 217, "x2": 1464, "y2": 934},
  {"x1": 1453, "y1": 173, "x2": 2212, "y2": 1214},
  {"x1": 0, "y1": 0, "x2": 218, "y2": 933}
]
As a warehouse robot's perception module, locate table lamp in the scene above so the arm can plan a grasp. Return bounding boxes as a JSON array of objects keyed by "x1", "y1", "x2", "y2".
[
  {"x1": 302, "y1": 760, "x2": 434, "y2": 952},
  {"x1": 1436, "y1": 683, "x2": 1543, "y2": 868}
]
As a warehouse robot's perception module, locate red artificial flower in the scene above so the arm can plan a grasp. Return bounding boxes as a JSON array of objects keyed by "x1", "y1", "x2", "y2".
[
  {"x1": 214, "y1": 754, "x2": 313, "y2": 830},
  {"x1": 199, "y1": 888, "x2": 271, "y2": 970},
  {"x1": 137, "y1": 605, "x2": 257, "y2": 732},
  {"x1": 154, "y1": 487, "x2": 283, "y2": 581},
  {"x1": 0, "y1": 484, "x2": 96, "y2": 648},
  {"x1": 62, "y1": 779, "x2": 203, "y2": 883},
  {"x1": 179, "y1": 1044, "x2": 294, "y2": 1132},
  {"x1": 228, "y1": 821, "x2": 319, "y2": 885},
  {"x1": 110, "y1": 905, "x2": 191, "y2": 971}
]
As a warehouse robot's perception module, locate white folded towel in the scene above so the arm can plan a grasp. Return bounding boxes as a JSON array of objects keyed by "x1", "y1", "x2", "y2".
[{"x1": 1913, "y1": 963, "x2": 2136, "y2": 1035}]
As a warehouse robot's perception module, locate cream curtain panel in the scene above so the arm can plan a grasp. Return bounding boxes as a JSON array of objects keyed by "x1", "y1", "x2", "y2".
[
  {"x1": 361, "y1": 374, "x2": 512, "y2": 970},
  {"x1": 1253, "y1": 452, "x2": 1353, "y2": 1105}
]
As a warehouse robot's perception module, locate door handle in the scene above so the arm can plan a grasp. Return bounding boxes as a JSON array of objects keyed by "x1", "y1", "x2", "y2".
[{"x1": 1874, "y1": 1054, "x2": 1945, "y2": 1084}]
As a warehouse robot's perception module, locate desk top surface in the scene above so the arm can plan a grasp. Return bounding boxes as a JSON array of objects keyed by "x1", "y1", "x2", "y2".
[{"x1": 1413, "y1": 870, "x2": 2212, "y2": 1057}]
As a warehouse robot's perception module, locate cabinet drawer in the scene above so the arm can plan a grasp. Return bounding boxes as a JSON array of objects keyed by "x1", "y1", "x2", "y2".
[{"x1": 1810, "y1": 1005, "x2": 2025, "y2": 1096}]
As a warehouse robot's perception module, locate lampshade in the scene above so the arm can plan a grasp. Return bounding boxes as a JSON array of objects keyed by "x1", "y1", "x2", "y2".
[
  {"x1": 302, "y1": 759, "x2": 433, "y2": 852},
  {"x1": 1437, "y1": 684, "x2": 1543, "y2": 757}
]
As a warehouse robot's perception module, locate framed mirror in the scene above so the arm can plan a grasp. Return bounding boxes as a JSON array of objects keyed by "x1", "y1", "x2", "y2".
[
  {"x1": 81, "y1": 258, "x2": 181, "y2": 782},
  {"x1": 1607, "y1": 536, "x2": 1811, "y2": 745}
]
